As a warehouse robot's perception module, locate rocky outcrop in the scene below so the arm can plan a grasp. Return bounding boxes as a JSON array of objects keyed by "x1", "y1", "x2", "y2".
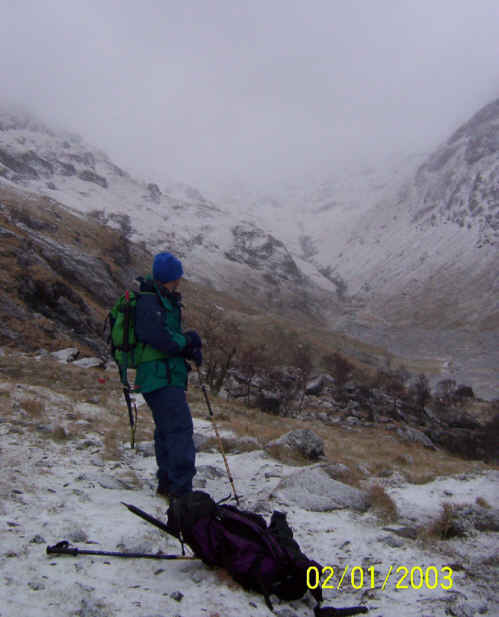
[
  {"x1": 146, "y1": 183, "x2": 161, "y2": 203},
  {"x1": 0, "y1": 147, "x2": 39, "y2": 179},
  {"x1": 0, "y1": 184, "x2": 150, "y2": 354},
  {"x1": 274, "y1": 465, "x2": 368, "y2": 512},
  {"x1": 225, "y1": 222, "x2": 303, "y2": 283},
  {"x1": 78, "y1": 169, "x2": 108, "y2": 188},
  {"x1": 266, "y1": 429, "x2": 325, "y2": 460},
  {"x1": 412, "y1": 98, "x2": 499, "y2": 244}
]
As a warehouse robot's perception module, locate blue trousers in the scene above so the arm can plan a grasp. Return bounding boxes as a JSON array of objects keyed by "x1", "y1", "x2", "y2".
[{"x1": 143, "y1": 386, "x2": 196, "y2": 497}]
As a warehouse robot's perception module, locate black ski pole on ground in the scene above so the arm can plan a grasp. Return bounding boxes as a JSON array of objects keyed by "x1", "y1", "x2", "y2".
[
  {"x1": 46, "y1": 540, "x2": 197, "y2": 560},
  {"x1": 122, "y1": 502, "x2": 176, "y2": 536},
  {"x1": 122, "y1": 502, "x2": 188, "y2": 556},
  {"x1": 196, "y1": 367, "x2": 240, "y2": 505}
]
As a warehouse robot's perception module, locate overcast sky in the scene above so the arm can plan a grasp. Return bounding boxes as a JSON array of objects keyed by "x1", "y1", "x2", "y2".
[{"x1": 2, "y1": 0, "x2": 499, "y2": 189}]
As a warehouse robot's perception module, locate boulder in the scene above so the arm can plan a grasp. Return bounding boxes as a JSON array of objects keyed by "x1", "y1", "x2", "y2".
[
  {"x1": 305, "y1": 375, "x2": 324, "y2": 396},
  {"x1": 51, "y1": 348, "x2": 79, "y2": 363},
  {"x1": 72, "y1": 357, "x2": 103, "y2": 369},
  {"x1": 274, "y1": 465, "x2": 368, "y2": 512},
  {"x1": 396, "y1": 426, "x2": 436, "y2": 449},
  {"x1": 266, "y1": 429, "x2": 325, "y2": 460},
  {"x1": 453, "y1": 504, "x2": 499, "y2": 533},
  {"x1": 193, "y1": 432, "x2": 212, "y2": 452},
  {"x1": 136, "y1": 441, "x2": 155, "y2": 457}
]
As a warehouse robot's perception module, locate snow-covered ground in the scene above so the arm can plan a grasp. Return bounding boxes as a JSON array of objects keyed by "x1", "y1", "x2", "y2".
[{"x1": 1, "y1": 376, "x2": 498, "y2": 617}]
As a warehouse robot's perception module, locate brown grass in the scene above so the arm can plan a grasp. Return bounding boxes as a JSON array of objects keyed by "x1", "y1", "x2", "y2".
[
  {"x1": 366, "y1": 484, "x2": 399, "y2": 522},
  {"x1": 50, "y1": 426, "x2": 71, "y2": 442},
  {"x1": 20, "y1": 399, "x2": 45, "y2": 418},
  {"x1": 423, "y1": 503, "x2": 463, "y2": 540},
  {"x1": 0, "y1": 348, "x2": 496, "y2": 484},
  {"x1": 187, "y1": 381, "x2": 494, "y2": 484},
  {"x1": 475, "y1": 496, "x2": 491, "y2": 509}
]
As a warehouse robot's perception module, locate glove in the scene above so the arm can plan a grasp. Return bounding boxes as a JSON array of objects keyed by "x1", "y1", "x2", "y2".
[
  {"x1": 184, "y1": 330, "x2": 202, "y2": 348},
  {"x1": 183, "y1": 345, "x2": 203, "y2": 367},
  {"x1": 191, "y1": 347, "x2": 203, "y2": 367}
]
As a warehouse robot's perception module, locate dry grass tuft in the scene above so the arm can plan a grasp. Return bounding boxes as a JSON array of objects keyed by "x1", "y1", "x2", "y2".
[
  {"x1": 366, "y1": 484, "x2": 398, "y2": 523},
  {"x1": 199, "y1": 435, "x2": 261, "y2": 455},
  {"x1": 49, "y1": 426, "x2": 71, "y2": 442},
  {"x1": 475, "y1": 496, "x2": 491, "y2": 509},
  {"x1": 423, "y1": 503, "x2": 463, "y2": 540},
  {"x1": 20, "y1": 399, "x2": 45, "y2": 418}
]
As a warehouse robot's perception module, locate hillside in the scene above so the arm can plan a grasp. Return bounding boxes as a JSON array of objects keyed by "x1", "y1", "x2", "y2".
[
  {"x1": 0, "y1": 101, "x2": 497, "y2": 398},
  {"x1": 1, "y1": 106, "x2": 498, "y2": 617},
  {"x1": 1, "y1": 348, "x2": 498, "y2": 617},
  {"x1": 0, "y1": 107, "x2": 339, "y2": 322}
]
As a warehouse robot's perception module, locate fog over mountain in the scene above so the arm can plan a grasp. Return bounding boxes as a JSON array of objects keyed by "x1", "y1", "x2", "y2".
[
  {"x1": 2, "y1": 0, "x2": 499, "y2": 190},
  {"x1": 1, "y1": 1, "x2": 498, "y2": 398}
]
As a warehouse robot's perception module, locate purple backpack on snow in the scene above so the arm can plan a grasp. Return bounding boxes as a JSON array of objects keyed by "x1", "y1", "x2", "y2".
[{"x1": 166, "y1": 491, "x2": 368, "y2": 616}]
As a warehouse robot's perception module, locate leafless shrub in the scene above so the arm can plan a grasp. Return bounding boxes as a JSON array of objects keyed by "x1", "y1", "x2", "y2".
[
  {"x1": 435, "y1": 379, "x2": 457, "y2": 402},
  {"x1": 322, "y1": 352, "x2": 353, "y2": 391},
  {"x1": 237, "y1": 343, "x2": 268, "y2": 406},
  {"x1": 480, "y1": 412, "x2": 499, "y2": 462},
  {"x1": 291, "y1": 343, "x2": 313, "y2": 412},
  {"x1": 409, "y1": 373, "x2": 432, "y2": 410},
  {"x1": 195, "y1": 306, "x2": 241, "y2": 394},
  {"x1": 375, "y1": 367, "x2": 409, "y2": 399}
]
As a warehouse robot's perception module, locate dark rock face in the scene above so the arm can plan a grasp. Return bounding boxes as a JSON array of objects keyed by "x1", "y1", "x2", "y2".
[
  {"x1": 0, "y1": 148, "x2": 39, "y2": 179},
  {"x1": 21, "y1": 151, "x2": 54, "y2": 177},
  {"x1": 35, "y1": 238, "x2": 119, "y2": 306},
  {"x1": 18, "y1": 277, "x2": 92, "y2": 333},
  {"x1": 0, "y1": 185, "x2": 148, "y2": 353},
  {"x1": 78, "y1": 170, "x2": 108, "y2": 188},
  {"x1": 53, "y1": 160, "x2": 76, "y2": 176},
  {"x1": 225, "y1": 223, "x2": 302, "y2": 282},
  {"x1": 146, "y1": 183, "x2": 161, "y2": 203},
  {"x1": 70, "y1": 151, "x2": 96, "y2": 168}
]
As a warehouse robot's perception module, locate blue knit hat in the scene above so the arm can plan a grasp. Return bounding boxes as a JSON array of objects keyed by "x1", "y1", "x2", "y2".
[{"x1": 153, "y1": 252, "x2": 184, "y2": 283}]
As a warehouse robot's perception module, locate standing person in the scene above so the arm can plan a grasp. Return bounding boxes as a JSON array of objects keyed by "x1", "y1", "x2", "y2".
[{"x1": 134, "y1": 252, "x2": 202, "y2": 500}]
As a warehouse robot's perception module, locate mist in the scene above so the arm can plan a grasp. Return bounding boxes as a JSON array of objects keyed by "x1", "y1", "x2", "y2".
[{"x1": 2, "y1": 0, "x2": 499, "y2": 190}]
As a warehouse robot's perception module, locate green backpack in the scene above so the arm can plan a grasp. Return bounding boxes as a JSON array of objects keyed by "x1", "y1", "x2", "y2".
[
  {"x1": 107, "y1": 289, "x2": 167, "y2": 386},
  {"x1": 107, "y1": 287, "x2": 169, "y2": 448}
]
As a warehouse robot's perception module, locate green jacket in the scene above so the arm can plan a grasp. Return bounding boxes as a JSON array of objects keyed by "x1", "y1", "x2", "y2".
[{"x1": 133, "y1": 277, "x2": 190, "y2": 393}]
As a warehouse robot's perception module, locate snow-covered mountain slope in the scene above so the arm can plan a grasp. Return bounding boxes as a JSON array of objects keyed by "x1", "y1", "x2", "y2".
[
  {"x1": 200, "y1": 101, "x2": 499, "y2": 397},
  {"x1": 204, "y1": 151, "x2": 425, "y2": 265},
  {"x1": 0, "y1": 101, "x2": 497, "y2": 396},
  {"x1": 0, "y1": 107, "x2": 338, "y2": 321}
]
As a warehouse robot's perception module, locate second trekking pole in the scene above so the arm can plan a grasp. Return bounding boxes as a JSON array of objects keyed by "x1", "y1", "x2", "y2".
[{"x1": 196, "y1": 367, "x2": 240, "y2": 505}]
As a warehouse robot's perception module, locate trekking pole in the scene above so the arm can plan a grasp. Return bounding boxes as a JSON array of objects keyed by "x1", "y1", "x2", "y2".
[
  {"x1": 123, "y1": 386, "x2": 137, "y2": 449},
  {"x1": 196, "y1": 367, "x2": 240, "y2": 505},
  {"x1": 121, "y1": 290, "x2": 137, "y2": 449},
  {"x1": 46, "y1": 540, "x2": 197, "y2": 560}
]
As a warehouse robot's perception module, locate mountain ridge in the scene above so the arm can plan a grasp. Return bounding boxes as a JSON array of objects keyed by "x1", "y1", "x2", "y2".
[{"x1": 0, "y1": 101, "x2": 497, "y2": 397}]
